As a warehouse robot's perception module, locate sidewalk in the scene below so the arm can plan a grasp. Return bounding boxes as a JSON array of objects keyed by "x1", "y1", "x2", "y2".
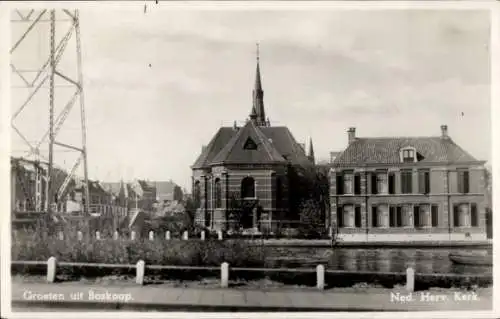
[{"x1": 11, "y1": 282, "x2": 493, "y2": 312}]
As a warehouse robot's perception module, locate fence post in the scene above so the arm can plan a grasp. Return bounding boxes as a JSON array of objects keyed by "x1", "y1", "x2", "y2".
[
  {"x1": 95, "y1": 231, "x2": 101, "y2": 240},
  {"x1": 183, "y1": 230, "x2": 188, "y2": 240},
  {"x1": 316, "y1": 264, "x2": 325, "y2": 290},
  {"x1": 201, "y1": 231, "x2": 205, "y2": 241},
  {"x1": 77, "y1": 231, "x2": 83, "y2": 241},
  {"x1": 406, "y1": 267, "x2": 415, "y2": 292},
  {"x1": 149, "y1": 230, "x2": 154, "y2": 241},
  {"x1": 131, "y1": 231, "x2": 136, "y2": 241},
  {"x1": 218, "y1": 230, "x2": 223, "y2": 240},
  {"x1": 113, "y1": 231, "x2": 119, "y2": 240},
  {"x1": 47, "y1": 257, "x2": 57, "y2": 283},
  {"x1": 165, "y1": 231, "x2": 170, "y2": 240},
  {"x1": 136, "y1": 260, "x2": 145, "y2": 285},
  {"x1": 221, "y1": 262, "x2": 229, "y2": 288},
  {"x1": 58, "y1": 231, "x2": 64, "y2": 240}
]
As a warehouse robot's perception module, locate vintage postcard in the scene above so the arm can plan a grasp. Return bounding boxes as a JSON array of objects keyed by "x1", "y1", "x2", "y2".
[{"x1": 0, "y1": 1, "x2": 498, "y2": 318}]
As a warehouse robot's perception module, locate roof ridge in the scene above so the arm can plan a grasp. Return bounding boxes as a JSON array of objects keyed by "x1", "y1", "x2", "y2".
[
  {"x1": 212, "y1": 123, "x2": 248, "y2": 164},
  {"x1": 249, "y1": 120, "x2": 282, "y2": 161}
]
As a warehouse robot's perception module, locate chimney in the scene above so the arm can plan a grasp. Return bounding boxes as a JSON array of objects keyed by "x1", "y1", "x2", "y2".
[
  {"x1": 347, "y1": 127, "x2": 356, "y2": 144},
  {"x1": 441, "y1": 125, "x2": 448, "y2": 139}
]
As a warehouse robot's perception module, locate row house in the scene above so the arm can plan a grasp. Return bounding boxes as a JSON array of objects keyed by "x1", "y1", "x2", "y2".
[{"x1": 329, "y1": 125, "x2": 488, "y2": 242}]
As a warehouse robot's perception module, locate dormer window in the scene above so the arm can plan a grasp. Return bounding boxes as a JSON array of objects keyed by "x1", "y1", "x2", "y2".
[
  {"x1": 400, "y1": 147, "x2": 417, "y2": 163},
  {"x1": 243, "y1": 137, "x2": 257, "y2": 150}
]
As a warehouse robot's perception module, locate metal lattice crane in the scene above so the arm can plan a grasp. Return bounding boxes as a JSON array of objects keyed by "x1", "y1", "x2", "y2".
[{"x1": 10, "y1": 9, "x2": 90, "y2": 216}]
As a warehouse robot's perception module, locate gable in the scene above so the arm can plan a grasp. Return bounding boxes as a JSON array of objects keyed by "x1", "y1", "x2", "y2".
[{"x1": 211, "y1": 120, "x2": 286, "y2": 165}]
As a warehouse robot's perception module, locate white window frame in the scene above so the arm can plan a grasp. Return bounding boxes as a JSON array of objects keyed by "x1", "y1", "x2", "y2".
[
  {"x1": 343, "y1": 173, "x2": 354, "y2": 195},
  {"x1": 400, "y1": 146, "x2": 417, "y2": 163},
  {"x1": 342, "y1": 205, "x2": 355, "y2": 228}
]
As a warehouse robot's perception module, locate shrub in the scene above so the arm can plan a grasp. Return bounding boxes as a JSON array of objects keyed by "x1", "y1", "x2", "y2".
[{"x1": 12, "y1": 227, "x2": 270, "y2": 268}]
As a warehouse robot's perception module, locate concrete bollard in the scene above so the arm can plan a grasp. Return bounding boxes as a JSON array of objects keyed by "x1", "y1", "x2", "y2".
[
  {"x1": 47, "y1": 257, "x2": 57, "y2": 283},
  {"x1": 58, "y1": 231, "x2": 64, "y2": 240},
  {"x1": 316, "y1": 264, "x2": 325, "y2": 290},
  {"x1": 131, "y1": 231, "x2": 136, "y2": 241},
  {"x1": 149, "y1": 231, "x2": 154, "y2": 241},
  {"x1": 406, "y1": 267, "x2": 415, "y2": 292},
  {"x1": 95, "y1": 231, "x2": 101, "y2": 240},
  {"x1": 136, "y1": 260, "x2": 145, "y2": 285},
  {"x1": 201, "y1": 231, "x2": 205, "y2": 241},
  {"x1": 328, "y1": 227, "x2": 333, "y2": 238},
  {"x1": 165, "y1": 231, "x2": 171, "y2": 240},
  {"x1": 218, "y1": 230, "x2": 223, "y2": 240},
  {"x1": 113, "y1": 231, "x2": 119, "y2": 240},
  {"x1": 77, "y1": 231, "x2": 83, "y2": 241},
  {"x1": 182, "y1": 231, "x2": 188, "y2": 240},
  {"x1": 221, "y1": 262, "x2": 229, "y2": 288}
]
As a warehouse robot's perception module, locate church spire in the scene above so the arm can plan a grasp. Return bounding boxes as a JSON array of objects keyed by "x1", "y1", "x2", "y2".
[
  {"x1": 308, "y1": 137, "x2": 315, "y2": 164},
  {"x1": 251, "y1": 43, "x2": 268, "y2": 126}
]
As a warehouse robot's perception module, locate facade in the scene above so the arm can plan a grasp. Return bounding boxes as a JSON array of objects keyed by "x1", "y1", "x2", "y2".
[
  {"x1": 191, "y1": 55, "x2": 314, "y2": 232},
  {"x1": 329, "y1": 126, "x2": 488, "y2": 242}
]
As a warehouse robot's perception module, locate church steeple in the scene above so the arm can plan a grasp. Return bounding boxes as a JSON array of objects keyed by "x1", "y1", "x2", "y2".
[
  {"x1": 251, "y1": 43, "x2": 268, "y2": 126},
  {"x1": 308, "y1": 137, "x2": 315, "y2": 164}
]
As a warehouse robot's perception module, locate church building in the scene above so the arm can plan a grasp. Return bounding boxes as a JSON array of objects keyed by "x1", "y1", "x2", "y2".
[{"x1": 191, "y1": 51, "x2": 315, "y2": 233}]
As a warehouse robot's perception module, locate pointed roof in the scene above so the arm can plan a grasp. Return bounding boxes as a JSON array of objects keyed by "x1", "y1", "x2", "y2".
[
  {"x1": 211, "y1": 120, "x2": 286, "y2": 165},
  {"x1": 308, "y1": 137, "x2": 315, "y2": 159},
  {"x1": 252, "y1": 43, "x2": 268, "y2": 127}
]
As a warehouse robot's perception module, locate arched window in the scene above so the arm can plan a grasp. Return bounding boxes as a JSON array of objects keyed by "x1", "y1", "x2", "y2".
[
  {"x1": 214, "y1": 178, "x2": 222, "y2": 208},
  {"x1": 241, "y1": 177, "x2": 255, "y2": 199},
  {"x1": 193, "y1": 181, "x2": 201, "y2": 207}
]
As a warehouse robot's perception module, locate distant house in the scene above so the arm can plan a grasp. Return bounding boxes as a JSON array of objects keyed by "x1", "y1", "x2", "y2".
[{"x1": 155, "y1": 180, "x2": 184, "y2": 203}]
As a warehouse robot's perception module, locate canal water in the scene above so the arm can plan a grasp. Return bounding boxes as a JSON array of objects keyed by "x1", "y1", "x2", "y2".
[{"x1": 270, "y1": 247, "x2": 492, "y2": 275}]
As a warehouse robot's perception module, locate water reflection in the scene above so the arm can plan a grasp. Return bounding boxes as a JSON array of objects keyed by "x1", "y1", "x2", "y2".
[{"x1": 272, "y1": 247, "x2": 492, "y2": 274}]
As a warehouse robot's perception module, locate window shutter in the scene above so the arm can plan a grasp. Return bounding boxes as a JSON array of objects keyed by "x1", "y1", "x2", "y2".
[
  {"x1": 396, "y1": 206, "x2": 402, "y2": 227},
  {"x1": 425, "y1": 172, "x2": 430, "y2": 194},
  {"x1": 371, "y1": 174, "x2": 378, "y2": 195},
  {"x1": 431, "y1": 205, "x2": 438, "y2": 227},
  {"x1": 418, "y1": 171, "x2": 425, "y2": 194},
  {"x1": 354, "y1": 174, "x2": 361, "y2": 195},
  {"x1": 453, "y1": 204, "x2": 459, "y2": 227},
  {"x1": 457, "y1": 171, "x2": 464, "y2": 193},
  {"x1": 371, "y1": 206, "x2": 377, "y2": 227},
  {"x1": 355, "y1": 205, "x2": 361, "y2": 227},
  {"x1": 464, "y1": 171, "x2": 470, "y2": 194},
  {"x1": 413, "y1": 205, "x2": 419, "y2": 228},
  {"x1": 471, "y1": 203, "x2": 478, "y2": 227},
  {"x1": 388, "y1": 173, "x2": 395, "y2": 194},
  {"x1": 336, "y1": 174, "x2": 344, "y2": 195},
  {"x1": 337, "y1": 206, "x2": 343, "y2": 227},
  {"x1": 389, "y1": 206, "x2": 395, "y2": 227},
  {"x1": 400, "y1": 172, "x2": 406, "y2": 193}
]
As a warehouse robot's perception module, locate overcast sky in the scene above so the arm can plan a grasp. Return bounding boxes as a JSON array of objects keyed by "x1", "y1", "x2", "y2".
[{"x1": 9, "y1": 6, "x2": 492, "y2": 190}]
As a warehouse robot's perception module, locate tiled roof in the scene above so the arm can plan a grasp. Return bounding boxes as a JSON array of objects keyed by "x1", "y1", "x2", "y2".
[
  {"x1": 211, "y1": 120, "x2": 286, "y2": 165},
  {"x1": 192, "y1": 124, "x2": 311, "y2": 168},
  {"x1": 192, "y1": 127, "x2": 237, "y2": 169},
  {"x1": 155, "y1": 181, "x2": 179, "y2": 201},
  {"x1": 333, "y1": 136, "x2": 480, "y2": 166}
]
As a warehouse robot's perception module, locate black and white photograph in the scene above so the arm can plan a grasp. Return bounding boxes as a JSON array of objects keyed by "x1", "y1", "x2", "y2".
[{"x1": 0, "y1": 1, "x2": 498, "y2": 316}]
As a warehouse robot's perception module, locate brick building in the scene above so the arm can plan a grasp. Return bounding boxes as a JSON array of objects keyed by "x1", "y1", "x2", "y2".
[
  {"x1": 329, "y1": 126, "x2": 488, "y2": 242},
  {"x1": 191, "y1": 55, "x2": 314, "y2": 232}
]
